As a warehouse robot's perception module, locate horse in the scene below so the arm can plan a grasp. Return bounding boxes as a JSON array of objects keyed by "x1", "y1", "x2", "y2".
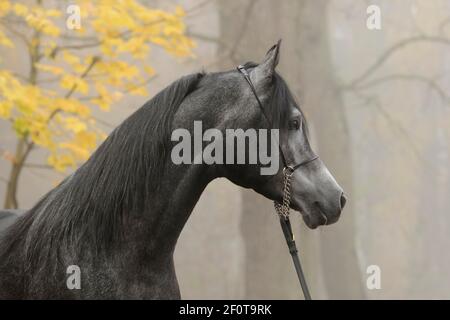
[{"x1": 0, "y1": 42, "x2": 346, "y2": 299}]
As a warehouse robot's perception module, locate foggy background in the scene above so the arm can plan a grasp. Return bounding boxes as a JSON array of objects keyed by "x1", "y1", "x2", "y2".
[{"x1": 1, "y1": 0, "x2": 450, "y2": 299}]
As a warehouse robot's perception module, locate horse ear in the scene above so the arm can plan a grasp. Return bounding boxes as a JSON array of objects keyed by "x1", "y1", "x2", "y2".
[
  {"x1": 250, "y1": 39, "x2": 281, "y2": 88},
  {"x1": 264, "y1": 39, "x2": 281, "y2": 69}
]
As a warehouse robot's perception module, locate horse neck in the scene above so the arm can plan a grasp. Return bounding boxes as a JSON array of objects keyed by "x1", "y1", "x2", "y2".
[{"x1": 123, "y1": 162, "x2": 212, "y2": 261}]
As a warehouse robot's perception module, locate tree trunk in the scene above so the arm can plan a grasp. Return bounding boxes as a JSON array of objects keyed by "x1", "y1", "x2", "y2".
[
  {"x1": 218, "y1": 0, "x2": 365, "y2": 299},
  {"x1": 3, "y1": 138, "x2": 27, "y2": 209}
]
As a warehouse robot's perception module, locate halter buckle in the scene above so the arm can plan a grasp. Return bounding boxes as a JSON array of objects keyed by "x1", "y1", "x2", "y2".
[
  {"x1": 283, "y1": 166, "x2": 295, "y2": 177},
  {"x1": 237, "y1": 65, "x2": 249, "y2": 76}
]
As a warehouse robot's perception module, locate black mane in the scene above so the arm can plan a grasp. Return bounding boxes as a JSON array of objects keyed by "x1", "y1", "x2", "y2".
[{"x1": 0, "y1": 72, "x2": 204, "y2": 267}]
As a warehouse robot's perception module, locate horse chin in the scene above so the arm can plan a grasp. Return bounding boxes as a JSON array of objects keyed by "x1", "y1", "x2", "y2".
[
  {"x1": 301, "y1": 212, "x2": 328, "y2": 229},
  {"x1": 291, "y1": 202, "x2": 328, "y2": 229}
]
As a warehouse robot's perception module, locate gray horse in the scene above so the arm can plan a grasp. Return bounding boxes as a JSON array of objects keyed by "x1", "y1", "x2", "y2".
[{"x1": 0, "y1": 42, "x2": 345, "y2": 299}]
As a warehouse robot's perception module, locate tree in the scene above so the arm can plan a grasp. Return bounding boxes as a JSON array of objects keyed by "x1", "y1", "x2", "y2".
[
  {"x1": 216, "y1": 0, "x2": 364, "y2": 298},
  {"x1": 213, "y1": 0, "x2": 450, "y2": 299},
  {"x1": 0, "y1": 0, "x2": 194, "y2": 208}
]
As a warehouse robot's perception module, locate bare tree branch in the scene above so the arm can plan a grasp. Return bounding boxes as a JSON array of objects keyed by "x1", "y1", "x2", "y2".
[
  {"x1": 347, "y1": 73, "x2": 450, "y2": 105},
  {"x1": 186, "y1": 0, "x2": 217, "y2": 17},
  {"x1": 345, "y1": 36, "x2": 450, "y2": 88},
  {"x1": 351, "y1": 91, "x2": 425, "y2": 164},
  {"x1": 198, "y1": 0, "x2": 257, "y2": 70}
]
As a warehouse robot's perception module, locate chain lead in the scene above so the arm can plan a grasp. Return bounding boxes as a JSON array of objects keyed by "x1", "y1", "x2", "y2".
[{"x1": 274, "y1": 166, "x2": 294, "y2": 219}]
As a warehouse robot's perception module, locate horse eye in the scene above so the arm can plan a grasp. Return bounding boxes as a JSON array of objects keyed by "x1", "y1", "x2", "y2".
[{"x1": 289, "y1": 119, "x2": 301, "y2": 130}]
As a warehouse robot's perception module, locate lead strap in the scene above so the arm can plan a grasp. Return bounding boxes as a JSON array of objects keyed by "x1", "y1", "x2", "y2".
[
  {"x1": 278, "y1": 215, "x2": 312, "y2": 300},
  {"x1": 274, "y1": 167, "x2": 312, "y2": 300}
]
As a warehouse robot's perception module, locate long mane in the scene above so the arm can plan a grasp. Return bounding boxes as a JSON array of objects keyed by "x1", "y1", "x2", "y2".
[{"x1": 0, "y1": 72, "x2": 204, "y2": 267}]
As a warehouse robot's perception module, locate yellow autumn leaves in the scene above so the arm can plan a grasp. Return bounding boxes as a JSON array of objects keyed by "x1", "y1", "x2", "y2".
[
  {"x1": 2, "y1": 2, "x2": 62, "y2": 38},
  {"x1": 0, "y1": 67, "x2": 96, "y2": 169},
  {"x1": 0, "y1": 0, "x2": 194, "y2": 172}
]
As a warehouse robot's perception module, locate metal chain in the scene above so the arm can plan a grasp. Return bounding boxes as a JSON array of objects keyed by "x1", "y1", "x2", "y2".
[{"x1": 274, "y1": 166, "x2": 294, "y2": 219}]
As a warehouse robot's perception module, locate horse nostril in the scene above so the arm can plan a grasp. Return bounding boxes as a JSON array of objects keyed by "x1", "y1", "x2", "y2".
[{"x1": 340, "y1": 193, "x2": 347, "y2": 210}]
